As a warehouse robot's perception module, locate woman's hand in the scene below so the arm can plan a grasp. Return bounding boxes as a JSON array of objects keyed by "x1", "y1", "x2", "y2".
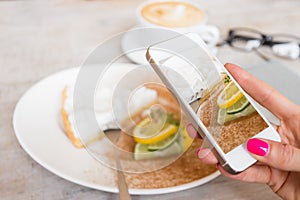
[{"x1": 187, "y1": 63, "x2": 300, "y2": 199}]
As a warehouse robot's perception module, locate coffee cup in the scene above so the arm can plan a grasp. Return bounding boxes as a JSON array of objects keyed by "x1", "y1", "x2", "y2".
[{"x1": 136, "y1": 0, "x2": 219, "y2": 46}]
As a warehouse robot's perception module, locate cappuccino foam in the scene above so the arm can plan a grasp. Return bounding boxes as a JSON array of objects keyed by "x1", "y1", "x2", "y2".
[{"x1": 141, "y1": 1, "x2": 205, "y2": 28}]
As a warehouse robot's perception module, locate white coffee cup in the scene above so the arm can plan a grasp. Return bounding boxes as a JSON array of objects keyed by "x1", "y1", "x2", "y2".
[{"x1": 136, "y1": 0, "x2": 220, "y2": 46}]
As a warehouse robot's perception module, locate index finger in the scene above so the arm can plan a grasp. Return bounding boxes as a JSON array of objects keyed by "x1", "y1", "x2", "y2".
[{"x1": 225, "y1": 63, "x2": 298, "y2": 119}]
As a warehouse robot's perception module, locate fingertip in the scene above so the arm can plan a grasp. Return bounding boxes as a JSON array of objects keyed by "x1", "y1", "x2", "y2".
[
  {"x1": 246, "y1": 138, "x2": 269, "y2": 157},
  {"x1": 196, "y1": 148, "x2": 218, "y2": 164},
  {"x1": 186, "y1": 123, "x2": 199, "y2": 138},
  {"x1": 247, "y1": 139, "x2": 300, "y2": 172},
  {"x1": 224, "y1": 63, "x2": 242, "y2": 72},
  {"x1": 224, "y1": 63, "x2": 236, "y2": 69},
  {"x1": 224, "y1": 63, "x2": 232, "y2": 67}
]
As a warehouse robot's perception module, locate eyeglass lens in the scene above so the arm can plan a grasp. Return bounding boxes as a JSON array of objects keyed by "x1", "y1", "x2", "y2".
[
  {"x1": 228, "y1": 28, "x2": 300, "y2": 59},
  {"x1": 229, "y1": 29, "x2": 263, "y2": 51}
]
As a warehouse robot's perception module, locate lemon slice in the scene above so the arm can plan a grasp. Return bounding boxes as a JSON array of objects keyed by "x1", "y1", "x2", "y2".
[
  {"x1": 217, "y1": 81, "x2": 244, "y2": 109},
  {"x1": 226, "y1": 96, "x2": 250, "y2": 114},
  {"x1": 133, "y1": 118, "x2": 160, "y2": 137},
  {"x1": 133, "y1": 118, "x2": 178, "y2": 144}
]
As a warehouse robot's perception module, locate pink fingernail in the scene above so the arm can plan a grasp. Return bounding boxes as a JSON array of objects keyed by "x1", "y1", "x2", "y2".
[
  {"x1": 195, "y1": 148, "x2": 202, "y2": 155},
  {"x1": 247, "y1": 138, "x2": 269, "y2": 156},
  {"x1": 196, "y1": 148, "x2": 209, "y2": 159},
  {"x1": 186, "y1": 124, "x2": 194, "y2": 133}
]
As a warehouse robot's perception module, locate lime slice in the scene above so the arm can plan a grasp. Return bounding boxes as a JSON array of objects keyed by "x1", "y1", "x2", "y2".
[
  {"x1": 134, "y1": 141, "x2": 182, "y2": 160},
  {"x1": 217, "y1": 104, "x2": 256, "y2": 125},
  {"x1": 217, "y1": 108, "x2": 238, "y2": 125},
  {"x1": 134, "y1": 143, "x2": 152, "y2": 160},
  {"x1": 217, "y1": 81, "x2": 244, "y2": 109},
  {"x1": 133, "y1": 118, "x2": 178, "y2": 144},
  {"x1": 147, "y1": 132, "x2": 179, "y2": 151},
  {"x1": 237, "y1": 104, "x2": 256, "y2": 117},
  {"x1": 226, "y1": 96, "x2": 250, "y2": 114}
]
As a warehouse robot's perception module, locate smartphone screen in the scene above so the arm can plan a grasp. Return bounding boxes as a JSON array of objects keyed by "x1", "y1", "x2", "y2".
[
  {"x1": 198, "y1": 74, "x2": 268, "y2": 153},
  {"x1": 146, "y1": 31, "x2": 280, "y2": 172}
]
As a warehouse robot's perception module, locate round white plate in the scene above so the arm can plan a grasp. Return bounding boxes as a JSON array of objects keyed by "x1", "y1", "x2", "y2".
[
  {"x1": 121, "y1": 27, "x2": 188, "y2": 66},
  {"x1": 121, "y1": 27, "x2": 167, "y2": 65},
  {"x1": 13, "y1": 65, "x2": 220, "y2": 195}
]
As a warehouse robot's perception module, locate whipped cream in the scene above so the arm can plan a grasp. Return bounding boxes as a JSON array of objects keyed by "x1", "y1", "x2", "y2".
[
  {"x1": 63, "y1": 64, "x2": 159, "y2": 139},
  {"x1": 127, "y1": 86, "x2": 158, "y2": 117},
  {"x1": 64, "y1": 84, "x2": 158, "y2": 138}
]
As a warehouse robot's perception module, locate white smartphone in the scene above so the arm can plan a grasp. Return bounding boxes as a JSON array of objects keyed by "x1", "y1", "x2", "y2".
[{"x1": 146, "y1": 32, "x2": 281, "y2": 174}]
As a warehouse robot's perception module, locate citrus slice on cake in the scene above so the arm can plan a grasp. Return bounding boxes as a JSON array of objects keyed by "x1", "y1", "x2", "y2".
[
  {"x1": 147, "y1": 132, "x2": 179, "y2": 151},
  {"x1": 226, "y1": 96, "x2": 250, "y2": 114},
  {"x1": 217, "y1": 81, "x2": 244, "y2": 109},
  {"x1": 133, "y1": 117, "x2": 178, "y2": 144},
  {"x1": 217, "y1": 103, "x2": 256, "y2": 125},
  {"x1": 134, "y1": 141, "x2": 182, "y2": 160}
]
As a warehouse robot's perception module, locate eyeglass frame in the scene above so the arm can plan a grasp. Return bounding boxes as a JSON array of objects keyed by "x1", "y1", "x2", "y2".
[{"x1": 218, "y1": 27, "x2": 300, "y2": 59}]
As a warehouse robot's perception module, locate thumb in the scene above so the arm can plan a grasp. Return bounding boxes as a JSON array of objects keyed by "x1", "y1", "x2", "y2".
[{"x1": 247, "y1": 138, "x2": 300, "y2": 172}]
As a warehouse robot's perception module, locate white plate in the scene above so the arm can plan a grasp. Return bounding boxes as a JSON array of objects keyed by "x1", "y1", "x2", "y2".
[{"x1": 13, "y1": 65, "x2": 220, "y2": 195}]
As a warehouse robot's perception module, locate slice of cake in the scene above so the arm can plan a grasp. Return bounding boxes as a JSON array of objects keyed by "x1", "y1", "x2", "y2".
[
  {"x1": 60, "y1": 83, "x2": 160, "y2": 149},
  {"x1": 61, "y1": 86, "x2": 84, "y2": 148}
]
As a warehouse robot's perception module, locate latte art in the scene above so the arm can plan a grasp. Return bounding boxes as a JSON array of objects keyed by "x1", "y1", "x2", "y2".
[{"x1": 141, "y1": 1, "x2": 205, "y2": 28}]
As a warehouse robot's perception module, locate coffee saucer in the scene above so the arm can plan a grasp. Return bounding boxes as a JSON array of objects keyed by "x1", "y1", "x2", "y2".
[
  {"x1": 121, "y1": 27, "x2": 218, "y2": 65},
  {"x1": 121, "y1": 27, "x2": 163, "y2": 65}
]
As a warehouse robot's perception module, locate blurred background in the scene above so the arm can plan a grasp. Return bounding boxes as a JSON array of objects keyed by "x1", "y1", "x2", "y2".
[{"x1": 1, "y1": 0, "x2": 299, "y2": 199}]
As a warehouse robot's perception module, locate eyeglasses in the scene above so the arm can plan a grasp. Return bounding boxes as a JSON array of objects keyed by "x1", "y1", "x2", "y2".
[{"x1": 218, "y1": 27, "x2": 300, "y2": 60}]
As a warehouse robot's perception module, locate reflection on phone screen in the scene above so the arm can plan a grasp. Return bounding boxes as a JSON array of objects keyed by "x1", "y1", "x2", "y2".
[{"x1": 198, "y1": 74, "x2": 268, "y2": 153}]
